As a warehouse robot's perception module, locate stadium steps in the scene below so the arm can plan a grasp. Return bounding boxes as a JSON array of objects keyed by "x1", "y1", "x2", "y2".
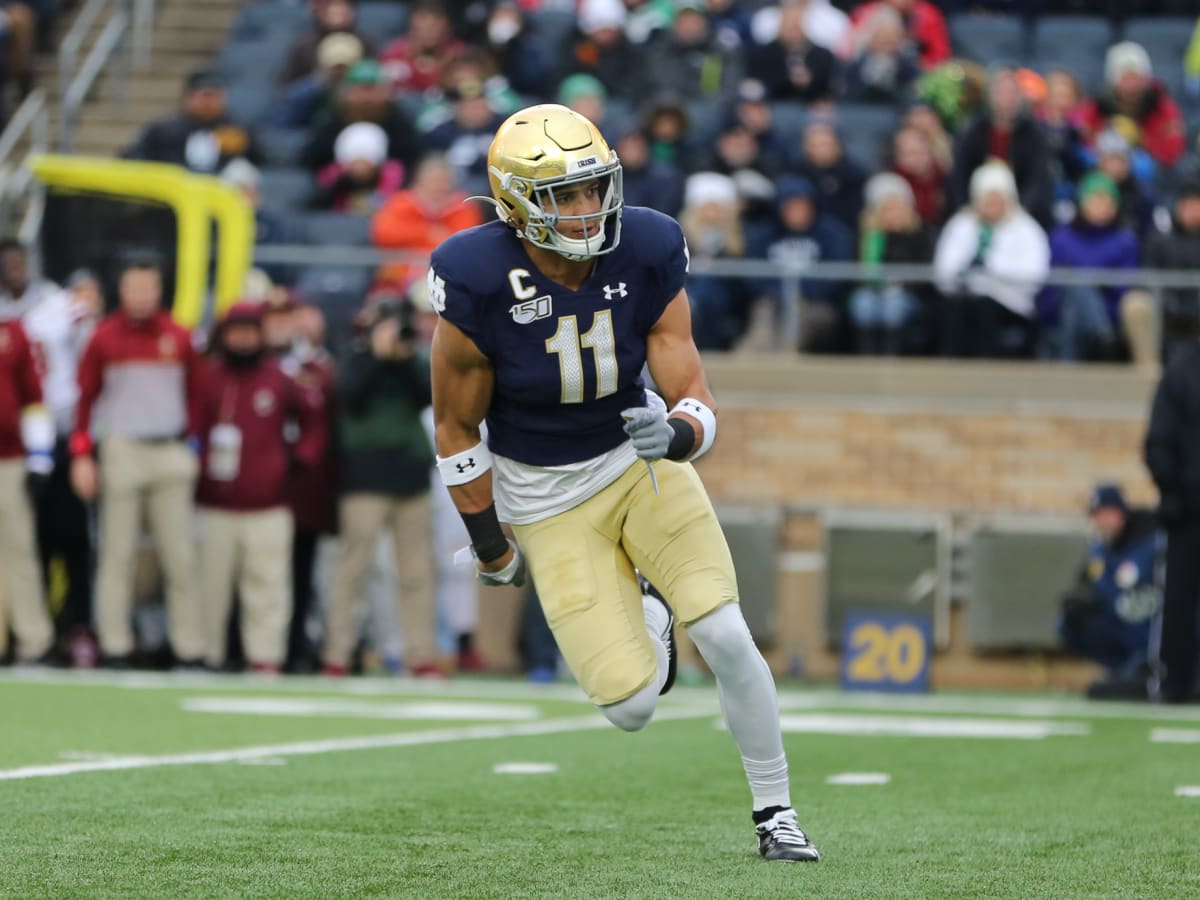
[{"x1": 33, "y1": 0, "x2": 244, "y2": 158}]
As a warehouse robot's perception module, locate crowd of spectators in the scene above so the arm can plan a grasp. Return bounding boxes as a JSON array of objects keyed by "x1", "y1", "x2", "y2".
[{"x1": 113, "y1": 0, "x2": 1200, "y2": 363}]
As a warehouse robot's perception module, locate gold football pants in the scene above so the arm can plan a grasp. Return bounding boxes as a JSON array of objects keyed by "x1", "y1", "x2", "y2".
[{"x1": 513, "y1": 459, "x2": 738, "y2": 706}]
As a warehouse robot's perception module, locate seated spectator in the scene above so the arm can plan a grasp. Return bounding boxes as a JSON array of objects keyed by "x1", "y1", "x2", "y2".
[
  {"x1": 644, "y1": 1, "x2": 742, "y2": 103},
  {"x1": 314, "y1": 122, "x2": 404, "y2": 213},
  {"x1": 221, "y1": 160, "x2": 293, "y2": 284},
  {"x1": 422, "y1": 79, "x2": 506, "y2": 192},
  {"x1": 483, "y1": 2, "x2": 548, "y2": 97},
  {"x1": 556, "y1": 74, "x2": 616, "y2": 141},
  {"x1": 380, "y1": 0, "x2": 465, "y2": 94},
  {"x1": 195, "y1": 302, "x2": 325, "y2": 673},
  {"x1": 850, "y1": 173, "x2": 934, "y2": 355},
  {"x1": 568, "y1": 0, "x2": 646, "y2": 103},
  {"x1": 272, "y1": 32, "x2": 364, "y2": 130},
  {"x1": 913, "y1": 59, "x2": 988, "y2": 136},
  {"x1": 1059, "y1": 484, "x2": 1160, "y2": 697},
  {"x1": 726, "y1": 79, "x2": 789, "y2": 174},
  {"x1": 848, "y1": 0, "x2": 949, "y2": 70},
  {"x1": 795, "y1": 119, "x2": 866, "y2": 237},
  {"x1": 1039, "y1": 172, "x2": 1141, "y2": 363},
  {"x1": 707, "y1": 0, "x2": 754, "y2": 48},
  {"x1": 1092, "y1": 129, "x2": 1165, "y2": 241},
  {"x1": 903, "y1": 99, "x2": 953, "y2": 171},
  {"x1": 679, "y1": 173, "x2": 751, "y2": 350},
  {"x1": 643, "y1": 95, "x2": 693, "y2": 169},
  {"x1": 124, "y1": 71, "x2": 261, "y2": 174},
  {"x1": 891, "y1": 124, "x2": 946, "y2": 226},
  {"x1": 747, "y1": 0, "x2": 839, "y2": 104},
  {"x1": 843, "y1": 4, "x2": 919, "y2": 105},
  {"x1": 302, "y1": 60, "x2": 420, "y2": 174},
  {"x1": 1143, "y1": 178, "x2": 1200, "y2": 364},
  {"x1": 416, "y1": 48, "x2": 522, "y2": 134},
  {"x1": 950, "y1": 67, "x2": 1055, "y2": 227},
  {"x1": 706, "y1": 120, "x2": 779, "y2": 231},
  {"x1": 0, "y1": 1, "x2": 36, "y2": 102},
  {"x1": 616, "y1": 127, "x2": 684, "y2": 217},
  {"x1": 753, "y1": 174, "x2": 854, "y2": 353},
  {"x1": 1036, "y1": 69, "x2": 1089, "y2": 208},
  {"x1": 1080, "y1": 41, "x2": 1186, "y2": 170},
  {"x1": 280, "y1": 0, "x2": 375, "y2": 86},
  {"x1": 370, "y1": 154, "x2": 484, "y2": 289},
  {"x1": 749, "y1": 0, "x2": 851, "y2": 58},
  {"x1": 934, "y1": 162, "x2": 1050, "y2": 359}
]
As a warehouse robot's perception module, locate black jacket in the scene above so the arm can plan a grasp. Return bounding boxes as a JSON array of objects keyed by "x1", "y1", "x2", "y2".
[
  {"x1": 949, "y1": 114, "x2": 1054, "y2": 226},
  {"x1": 747, "y1": 39, "x2": 838, "y2": 104},
  {"x1": 124, "y1": 114, "x2": 262, "y2": 173},
  {"x1": 1143, "y1": 223, "x2": 1200, "y2": 331},
  {"x1": 1145, "y1": 341, "x2": 1200, "y2": 526}
]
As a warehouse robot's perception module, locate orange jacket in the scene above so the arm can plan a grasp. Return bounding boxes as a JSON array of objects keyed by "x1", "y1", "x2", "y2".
[{"x1": 370, "y1": 190, "x2": 484, "y2": 286}]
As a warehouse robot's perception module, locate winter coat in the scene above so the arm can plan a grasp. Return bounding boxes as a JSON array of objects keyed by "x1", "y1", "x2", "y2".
[{"x1": 933, "y1": 207, "x2": 1050, "y2": 318}]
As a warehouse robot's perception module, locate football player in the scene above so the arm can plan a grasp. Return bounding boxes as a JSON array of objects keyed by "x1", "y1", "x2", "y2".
[{"x1": 429, "y1": 104, "x2": 819, "y2": 862}]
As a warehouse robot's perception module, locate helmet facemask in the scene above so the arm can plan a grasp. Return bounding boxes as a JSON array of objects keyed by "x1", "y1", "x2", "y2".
[{"x1": 491, "y1": 157, "x2": 624, "y2": 261}]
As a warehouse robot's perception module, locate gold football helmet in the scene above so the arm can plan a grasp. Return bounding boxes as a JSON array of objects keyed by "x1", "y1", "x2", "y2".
[{"x1": 486, "y1": 104, "x2": 623, "y2": 260}]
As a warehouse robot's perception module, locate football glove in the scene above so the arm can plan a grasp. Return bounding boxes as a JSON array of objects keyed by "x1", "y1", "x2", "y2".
[
  {"x1": 477, "y1": 539, "x2": 527, "y2": 588},
  {"x1": 621, "y1": 406, "x2": 673, "y2": 461}
]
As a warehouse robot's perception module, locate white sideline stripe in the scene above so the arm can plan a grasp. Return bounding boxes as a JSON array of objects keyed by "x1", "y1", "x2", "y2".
[
  {"x1": 1150, "y1": 728, "x2": 1200, "y2": 744},
  {"x1": 493, "y1": 762, "x2": 559, "y2": 775},
  {"x1": 180, "y1": 697, "x2": 542, "y2": 721},
  {"x1": 0, "y1": 708, "x2": 712, "y2": 782},
  {"x1": 776, "y1": 692, "x2": 1200, "y2": 723},
  {"x1": 1175, "y1": 785, "x2": 1200, "y2": 797},
  {"x1": 826, "y1": 772, "x2": 891, "y2": 785},
  {"x1": 777, "y1": 713, "x2": 1090, "y2": 740}
]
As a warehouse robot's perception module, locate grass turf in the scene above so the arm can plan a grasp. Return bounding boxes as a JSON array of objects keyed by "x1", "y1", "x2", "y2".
[{"x1": 1, "y1": 674, "x2": 1198, "y2": 898}]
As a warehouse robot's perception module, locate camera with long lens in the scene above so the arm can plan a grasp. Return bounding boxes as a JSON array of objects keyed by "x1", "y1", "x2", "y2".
[{"x1": 373, "y1": 295, "x2": 418, "y2": 343}]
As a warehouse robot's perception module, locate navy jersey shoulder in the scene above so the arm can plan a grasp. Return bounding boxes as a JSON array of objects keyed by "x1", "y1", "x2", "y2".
[{"x1": 429, "y1": 207, "x2": 690, "y2": 466}]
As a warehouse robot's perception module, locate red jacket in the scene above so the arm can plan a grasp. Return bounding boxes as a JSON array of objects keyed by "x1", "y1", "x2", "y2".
[
  {"x1": 284, "y1": 351, "x2": 339, "y2": 532},
  {"x1": 850, "y1": 1, "x2": 949, "y2": 70},
  {"x1": 0, "y1": 318, "x2": 43, "y2": 460},
  {"x1": 194, "y1": 356, "x2": 325, "y2": 512},
  {"x1": 71, "y1": 310, "x2": 200, "y2": 456},
  {"x1": 1080, "y1": 82, "x2": 1186, "y2": 167}
]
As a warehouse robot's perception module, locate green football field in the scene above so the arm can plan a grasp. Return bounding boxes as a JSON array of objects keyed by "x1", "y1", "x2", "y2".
[{"x1": 2, "y1": 671, "x2": 1198, "y2": 899}]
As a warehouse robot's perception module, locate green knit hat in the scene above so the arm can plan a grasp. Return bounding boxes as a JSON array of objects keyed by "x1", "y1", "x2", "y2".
[{"x1": 1078, "y1": 171, "x2": 1119, "y2": 204}]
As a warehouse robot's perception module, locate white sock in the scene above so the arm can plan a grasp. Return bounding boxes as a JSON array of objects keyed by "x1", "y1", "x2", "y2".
[
  {"x1": 688, "y1": 603, "x2": 792, "y2": 811},
  {"x1": 642, "y1": 593, "x2": 670, "y2": 694}
]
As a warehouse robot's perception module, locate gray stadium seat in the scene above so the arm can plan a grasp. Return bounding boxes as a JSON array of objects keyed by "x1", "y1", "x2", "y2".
[
  {"x1": 770, "y1": 102, "x2": 809, "y2": 145},
  {"x1": 949, "y1": 14, "x2": 1025, "y2": 67},
  {"x1": 1030, "y1": 16, "x2": 1113, "y2": 89},
  {"x1": 294, "y1": 265, "x2": 373, "y2": 349},
  {"x1": 357, "y1": 2, "x2": 409, "y2": 42},
  {"x1": 230, "y1": 1, "x2": 309, "y2": 41},
  {"x1": 215, "y1": 38, "x2": 291, "y2": 86},
  {"x1": 225, "y1": 83, "x2": 276, "y2": 127},
  {"x1": 832, "y1": 104, "x2": 900, "y2": 171},
  {"x1": 299, "y1": 211, "x2": 373, "y2": 246},
  {"x1": 258, "y1": 127, "x2": 309, "y2": 166},
  {"x1": 1122, "y1": 17, "x2": 1195, "y2": 67},
  {"x1": 525, "y1": 10, "x2": 577, "y2": 52},
  {"x1": 258, "y1": 167, "x2": 315, "y2": 212}
]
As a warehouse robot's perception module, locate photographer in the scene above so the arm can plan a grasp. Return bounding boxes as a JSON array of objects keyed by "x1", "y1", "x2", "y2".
[{"x1": 321, "y1": 291, "x2": 438, "y2": 677}]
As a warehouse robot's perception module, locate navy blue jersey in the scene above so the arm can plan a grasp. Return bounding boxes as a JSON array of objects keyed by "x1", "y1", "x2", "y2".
[{"x1": 431, "y1": 206, "x2": 688, "y2": 466}]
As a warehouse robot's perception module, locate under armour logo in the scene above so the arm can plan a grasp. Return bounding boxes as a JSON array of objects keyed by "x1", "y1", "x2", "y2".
[
  {"x1": 603, "y1": 283, "x2": 628, "y2": 300},
  {"x1": 455, "y1": 459, "x2": 476, "y2": 474}
]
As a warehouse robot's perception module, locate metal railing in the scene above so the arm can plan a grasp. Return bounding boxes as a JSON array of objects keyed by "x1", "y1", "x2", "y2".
[
  {"x1": 57, "y1": 0, "x2": 159, "y2": 152},
  {"x1": 248, "y1": 243, "x2": 1199, "y2": 350},
  {"x1": 0, "y1": 89, "x2": 49, "y2": 254}
]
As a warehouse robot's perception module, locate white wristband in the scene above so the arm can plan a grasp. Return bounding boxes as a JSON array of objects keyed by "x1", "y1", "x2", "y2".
[
  {"x1": 670, "y1": 397, "x2": 717, "y2": 461},
  {"x1": 437, "y1": 440, "x2": 493, "y2": 486}
]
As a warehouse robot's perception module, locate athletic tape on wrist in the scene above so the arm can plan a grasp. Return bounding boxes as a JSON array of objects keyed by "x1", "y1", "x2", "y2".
[
  {"x1": 669, "y1": 397, "x2": 717, "y2": 460},
  {"x1": 436, "y1": 440, "x2": 492, "y2": 486}
]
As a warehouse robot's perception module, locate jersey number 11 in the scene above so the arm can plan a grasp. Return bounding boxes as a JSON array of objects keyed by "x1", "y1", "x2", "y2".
[{"x1": 545, "y1": 311, "x2": 618, "y2": 404}]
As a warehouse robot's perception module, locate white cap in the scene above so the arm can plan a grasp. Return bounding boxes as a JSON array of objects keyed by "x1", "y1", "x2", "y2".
[
  {"x1": 685, "y1": 172, "x2": 738, "y2": 209},
  {"x1": 220, "y1": 157, "x2": 260, "y2": 190},
  {"x1": 865, "y1": 172, "x2": 914, "y2": 210},
  {"x1": 334, "y1": 121, "x2": 388, "y2": 167},
  {"x1": 1105, "y1": 41, "x2": 1151, "y2": 84},
  {"x1": 579, "y1": 0, "x2": 627, "y2": 33},
  {"x1": 969, "y1": 161, "x2": 1017, "y2": 206}
]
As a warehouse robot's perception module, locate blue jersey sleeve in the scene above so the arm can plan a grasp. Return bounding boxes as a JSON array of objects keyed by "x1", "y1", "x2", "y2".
[
  {"x1": 429, "y1": 242, "x2": 493, "y2": 359},
  {"x1": 630, "y1": 208, "x2": 689, "y2": 331}
]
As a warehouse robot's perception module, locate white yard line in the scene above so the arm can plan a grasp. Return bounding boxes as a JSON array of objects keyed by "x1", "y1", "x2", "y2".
[
  {"x1": 1150, "y1": 728, "x2": 1200, "y2": 744},
  {"x1": 0, "y1": 707, "x2": 713, "y2": 782},
  {"x1": 776, "y1": 713, "x2": 1090, "y2": 740},
  {"x1": 180, "y1": 697, "x2": 544, "y2": 721}
]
